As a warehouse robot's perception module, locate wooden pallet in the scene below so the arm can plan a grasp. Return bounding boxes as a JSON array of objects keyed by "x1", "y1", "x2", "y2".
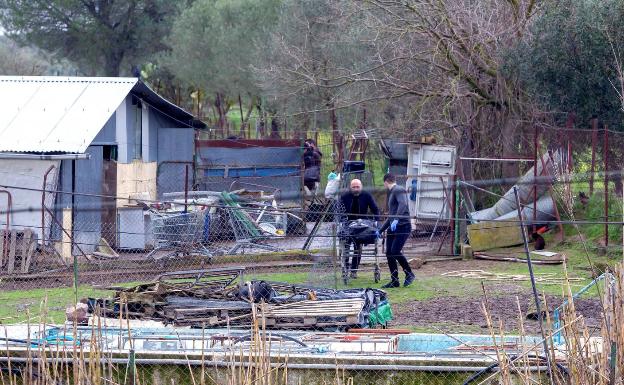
[
  {"x1": 260, "y1": 298, "x2": 365, "y2": 328},
  {"x1": 162, "y1": 302, "x2": 252, "y2": 326},
  {"x1": 0, "y1": 229, "x2": 37, "y2": 274}
]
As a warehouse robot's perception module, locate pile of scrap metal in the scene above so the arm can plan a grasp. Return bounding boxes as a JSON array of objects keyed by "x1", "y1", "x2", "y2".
[
  {"x1": 86, "y1": 267, "x2": 392, "y2": 331},
  {"x1": 160, "y1": 190, "x2": 306, "y2": 241}
]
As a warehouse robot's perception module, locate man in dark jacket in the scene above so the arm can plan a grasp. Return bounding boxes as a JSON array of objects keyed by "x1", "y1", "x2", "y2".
[
  {"x1": 339, "y1": 178, "x2": 380, "y2": 278},
  {"x1": 303, "y1": 139, "x2": 322, "y2": 194},
  {"x1": 378, "y1": 173, "x2": 415, "y2": 288}
]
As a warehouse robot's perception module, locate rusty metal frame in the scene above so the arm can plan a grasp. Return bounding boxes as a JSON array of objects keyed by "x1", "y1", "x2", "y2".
[
  {"x1": 41, "y1": 164, "x2": 90, "y2": 263},
  {"x1": 0, "y1": 189, "x2": 12, "y2": 262},
  {"x1": 41, "y1": 165, "x2": 56, "y2": 247}
]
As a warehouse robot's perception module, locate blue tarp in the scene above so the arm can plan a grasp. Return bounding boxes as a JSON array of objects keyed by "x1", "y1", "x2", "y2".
[{"x1": 204, "y1": 167, "x2": 299, "y2": 178}]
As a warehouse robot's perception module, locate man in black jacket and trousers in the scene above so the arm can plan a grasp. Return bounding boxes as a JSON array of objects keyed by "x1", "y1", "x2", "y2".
[
  {"x1": 378, "y1": 173, "x2": 415, "y2": 288},
  {"x1": 339, "y1": 178, "x2": 380, "y2": 278}
]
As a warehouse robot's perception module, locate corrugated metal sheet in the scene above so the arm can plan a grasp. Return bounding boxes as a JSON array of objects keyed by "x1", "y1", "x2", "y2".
[
  {"x1": 196, "y1": 143, "x2": 303, "y2": 199},
  {"x1": 0, "y1": 76, "x2": 137, "y2": 153}
]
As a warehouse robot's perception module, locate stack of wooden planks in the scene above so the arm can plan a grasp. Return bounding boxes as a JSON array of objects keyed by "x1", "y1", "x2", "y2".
[
  {"x1": 88, "y1": 268, "x2": 384, "y2": 330},
  {"x1": 260, "y1": 298, "x2": 365, "y2": 329},
  {"x1": 441, "y1": 270, "x2": 582, "y2": 285},
  {"x1": 161, "y1": 297, "x2": 252, "y2": 326}
]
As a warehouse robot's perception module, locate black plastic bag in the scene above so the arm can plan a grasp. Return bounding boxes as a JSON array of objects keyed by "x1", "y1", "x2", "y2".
[{"x1": 345, "y1": 219, "x2": 378, "y2": 245}]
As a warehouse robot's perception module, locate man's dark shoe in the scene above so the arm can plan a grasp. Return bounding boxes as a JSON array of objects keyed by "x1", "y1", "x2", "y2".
[
  {"x1": 381, "y1": 281, "x2": 400, "y2": 289},
  {"x1": 404, "y1": 273, "x2": 416, "y2": 287},
  {"x1": 350, "y1": 271, "x2": 358, "y2": 279}
]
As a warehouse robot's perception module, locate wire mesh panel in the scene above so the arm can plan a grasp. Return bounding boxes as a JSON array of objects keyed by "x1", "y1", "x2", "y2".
[{"x1": 1, "y1": 126, "x2": 624, "y2": 385}]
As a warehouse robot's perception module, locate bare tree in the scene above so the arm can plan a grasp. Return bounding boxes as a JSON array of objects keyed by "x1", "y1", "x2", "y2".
[
  {"x1": 258, "y1": 0, "x2": 542, "y2": 179},
  {"x1": 0, "y1": 37, "x2": 46, "y2": 75}
]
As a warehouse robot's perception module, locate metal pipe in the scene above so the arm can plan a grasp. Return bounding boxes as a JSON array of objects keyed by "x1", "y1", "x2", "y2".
[
  {"x1": 590, "y1": 117, "x2": 598, "y2": 195},
  {"x1": 0, "y1": 356, "x2": 551, "y2": 373},
  {"x1": 458, "y1": 157, "x2": 533, "y2": 162},
  {"x1": 565, "y1": 113, "x2": 575, "y2": 174},
  {"x1": 0, "y1": 153, "x2": 90, "y2": 160},
  {"x1": 41, "y1": 164, "x2": 57, "y2": 248},
  {"x1": 453, "y1": 175, "x2": 459, "y2": 255},
  {"x1": 184, "y1": 164, "x2": 189, "y2": 213},
  {"x1": 512, "y1": 186, "x2": 554, "y2": 384},
  {"x1": 0, "y1": 189, "x2": 12, "y2": 262},
  {"x1": 533, "y1": 126, "x2": 538, "y2": 234},
  {"x1": 605, "y1": 124, "x2": 609, "y2": 247}
]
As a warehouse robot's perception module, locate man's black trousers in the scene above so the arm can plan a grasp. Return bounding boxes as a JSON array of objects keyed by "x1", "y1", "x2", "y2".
[{"x1": 385, "y1": 224, "x2": 413, "y2": 283}]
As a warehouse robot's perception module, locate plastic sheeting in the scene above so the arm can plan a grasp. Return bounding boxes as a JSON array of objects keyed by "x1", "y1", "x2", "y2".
[
  {"x1": 470, "y1": 150, "x2": 562, "y2": 221},
  {"x1": 495, "y1": 194, "x2": 556, "y2": 225}
]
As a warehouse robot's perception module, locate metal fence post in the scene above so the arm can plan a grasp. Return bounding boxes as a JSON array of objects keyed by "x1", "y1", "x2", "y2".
[
  {"x1": 453, "y1": 176, "x2": 459, "y2": 255},
  {"x1": 513, "y1": 186, "x2": 555, "y2": 383},
  {"x1": 605, "y1": 124, "x2": 609, "y2": 247},
  {"x1": 332, "y1": 222, "x2": 338, "y2": 289}
]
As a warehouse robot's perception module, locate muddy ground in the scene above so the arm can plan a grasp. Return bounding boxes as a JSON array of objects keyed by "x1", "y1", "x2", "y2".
[
  {"x1": 393, "y1": 291, "x2": 602, "y2": 334},
  {"x1": 392, "y1": 258, "x2": 603, "y2": 334}
]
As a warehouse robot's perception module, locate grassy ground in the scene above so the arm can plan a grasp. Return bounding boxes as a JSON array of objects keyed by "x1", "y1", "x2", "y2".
[
  {"x1": 0, "y1": 285, "x2": 110, "y2": 324},
  {"x1": 0, "y1": 242, "x2": 607, "y2": 327},
  {"x1": 1, "y1": 187, "x2": 619, "y2": 329}
]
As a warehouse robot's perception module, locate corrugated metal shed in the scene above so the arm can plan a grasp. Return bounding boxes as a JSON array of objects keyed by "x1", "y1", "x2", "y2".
[{"x1": 0, "y1": 76, "x2": 137, "y2": 153}]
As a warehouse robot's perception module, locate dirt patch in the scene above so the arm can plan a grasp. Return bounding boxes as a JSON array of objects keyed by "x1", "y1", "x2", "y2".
[
  {"x1": 393, "y1": 290, "x2": 603, "y2": 334},
  {"x1": 418, "y1": 258, "x2": 515, "y2": 275}
]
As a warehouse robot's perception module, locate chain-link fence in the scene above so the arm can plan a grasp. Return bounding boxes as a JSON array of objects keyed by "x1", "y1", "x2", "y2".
[
  {"x1": 2, "y1": 125, "x2": 624, "y2": 384},
  {"x1": 157, "y1": 161, "x2": 194, "y2": 199}
]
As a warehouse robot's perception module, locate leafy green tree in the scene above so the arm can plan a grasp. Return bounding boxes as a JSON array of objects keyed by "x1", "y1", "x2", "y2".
[
  {"x1": 506, "y1": 0, "x2": 624, "y2": 194},
  {"x1": 0, "y1": 0, "x2": 181, "y2": 76},
  {"x1": 508, "y1": 0, "x2": 624, "y2": 129},
  {"x1": 163, "y1": 0, "x2": 281, "y2": 134}
]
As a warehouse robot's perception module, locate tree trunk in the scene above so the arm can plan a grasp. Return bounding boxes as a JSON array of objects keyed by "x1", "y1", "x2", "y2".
[
  {"x1": 500, "y1": 116, "x2": 521, "y2": 185},
  {"x1": 459, "y1": 125, "x2": 475, "y2": 207},
  {"x1": 295, "y1": 113, "x2": 308, "y2": 141},
  {"x1": 238, "y1": 94, "x2": 245, "y2": 138},
  {"x1": 214, "y1": 92, "x2": 228, "y2": 137},
  {"x1": 329, "y1": 103, "x2": 343, "y2": 169},
  {"x1": 103, "y1": 50, "x2": 124, "y2": 76},
  {"x1": 270, "y1": 117, "x2": 281, "y2": 139},
  {"x1": 256, "y1": 105, "x2": 265, "y2": 138},
  {"x1": 241, "y1": 98, "x2": 255, "y2": 139}
]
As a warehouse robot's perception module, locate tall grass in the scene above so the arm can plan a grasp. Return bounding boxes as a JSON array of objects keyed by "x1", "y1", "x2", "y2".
[
  {"x1": 3, "y1": 264, "x2": 624, "y2": 385},
  {"x1": 472, "y1": 262, "x2": 624, "y2": 385}
]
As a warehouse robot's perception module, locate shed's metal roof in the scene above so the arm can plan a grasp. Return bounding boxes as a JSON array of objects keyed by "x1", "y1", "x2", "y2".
[
  {"x1": 0, "y1": 76, "x2": 136, "y2": 153},
  {"x1": 0, "y1": 76, "x2": 205, "y2": 154}
]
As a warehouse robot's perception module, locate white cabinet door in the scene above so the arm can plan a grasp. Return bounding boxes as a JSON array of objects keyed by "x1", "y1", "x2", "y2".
[{"x1": 407, "y1": 144, "x2": 456, "y2": 223}]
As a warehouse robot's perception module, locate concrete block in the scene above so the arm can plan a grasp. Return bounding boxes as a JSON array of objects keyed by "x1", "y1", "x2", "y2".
[{"x1": 461, "y1": 244, "x2": 473, "y2": 259}]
